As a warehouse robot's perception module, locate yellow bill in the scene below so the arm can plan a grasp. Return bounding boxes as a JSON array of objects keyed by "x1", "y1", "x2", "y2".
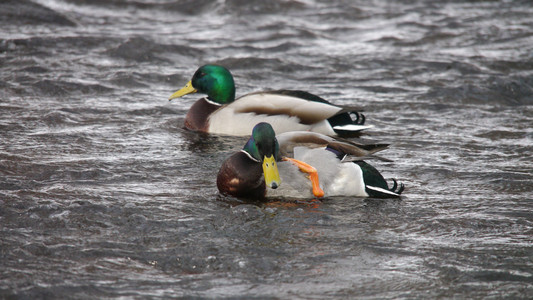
[
  {"x1": 169, "y1": 80, "x2": 197, "y2": 100},
  {"x1": 262, "y1": 155, "x2": 281, "y2": 189}
]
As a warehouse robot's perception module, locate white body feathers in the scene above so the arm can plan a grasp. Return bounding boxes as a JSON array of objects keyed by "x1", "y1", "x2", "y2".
[
  {"x1": 266, "y1": 147, "x2": 369, "y2": 199},
  {"x1": 207, "y1": 93, "x2": 370, "y2": 136}
]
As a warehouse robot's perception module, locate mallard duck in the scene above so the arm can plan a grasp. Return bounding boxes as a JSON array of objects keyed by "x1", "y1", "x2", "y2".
[
  {"x1": 216, "y1": 122, "x2": 404, "y2": 200},
  {"x1": 169, "y1": 64, "x2": 372, "y2": 136}
]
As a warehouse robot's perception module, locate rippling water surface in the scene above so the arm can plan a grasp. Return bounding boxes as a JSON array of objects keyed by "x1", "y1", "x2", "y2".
[{"x1": 1, "y1": 0, "x2": 533, "y2": 298}]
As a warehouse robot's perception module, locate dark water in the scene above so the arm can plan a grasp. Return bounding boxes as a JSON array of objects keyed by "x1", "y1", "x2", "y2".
[{"x1": 1, "y1": 0, "x2": 533, "y2": 298}]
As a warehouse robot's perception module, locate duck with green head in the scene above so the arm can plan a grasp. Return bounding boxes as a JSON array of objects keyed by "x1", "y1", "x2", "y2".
[
  {"x1": 169, "y1": 65, "x2": 371, "y2": 136},
  {"x1": 217, "y1": 122, "x2": 404, "y2": 200}
]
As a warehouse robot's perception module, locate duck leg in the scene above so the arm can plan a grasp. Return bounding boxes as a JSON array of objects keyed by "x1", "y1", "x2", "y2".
[{"x1": 282, "y1": 157, "x2": 325, "y2": 198}]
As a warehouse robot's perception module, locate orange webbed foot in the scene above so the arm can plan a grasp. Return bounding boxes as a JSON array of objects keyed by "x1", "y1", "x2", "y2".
[{"x1": 282, "y1": 157, "x2": 325, "y2": 198}]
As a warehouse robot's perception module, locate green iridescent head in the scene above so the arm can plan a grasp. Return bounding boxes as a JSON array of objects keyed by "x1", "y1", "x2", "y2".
[
  {"x1": 169, "y1": 64, "x2": 236, "y2": 104},
  {"x1": 243, "y1": 123, "x2": 280, "y2": 161},
  {"x1": 243, "y1": 122, "x2": 281, "y2": 189}
]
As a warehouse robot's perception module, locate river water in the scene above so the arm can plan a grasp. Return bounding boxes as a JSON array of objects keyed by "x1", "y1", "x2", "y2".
[{"x1": 1, "y1": 0, "x2": 532, "y2": 298}]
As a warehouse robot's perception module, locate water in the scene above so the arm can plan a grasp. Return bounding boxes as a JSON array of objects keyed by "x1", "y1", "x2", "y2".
[{"x1": 1, "y1": 0, "x2": 533, "y2": 298}]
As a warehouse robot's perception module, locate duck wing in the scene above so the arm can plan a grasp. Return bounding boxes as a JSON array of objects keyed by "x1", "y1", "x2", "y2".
[
  {"x1": 276, "y1": 131, "x2": 389, "y2": 158},
  {"x1": 228, "y1": 90, "x2": 343, "y2": 124},
  {"x1": 242, "y1": 90, "x2": 372, "y2": 136}
]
